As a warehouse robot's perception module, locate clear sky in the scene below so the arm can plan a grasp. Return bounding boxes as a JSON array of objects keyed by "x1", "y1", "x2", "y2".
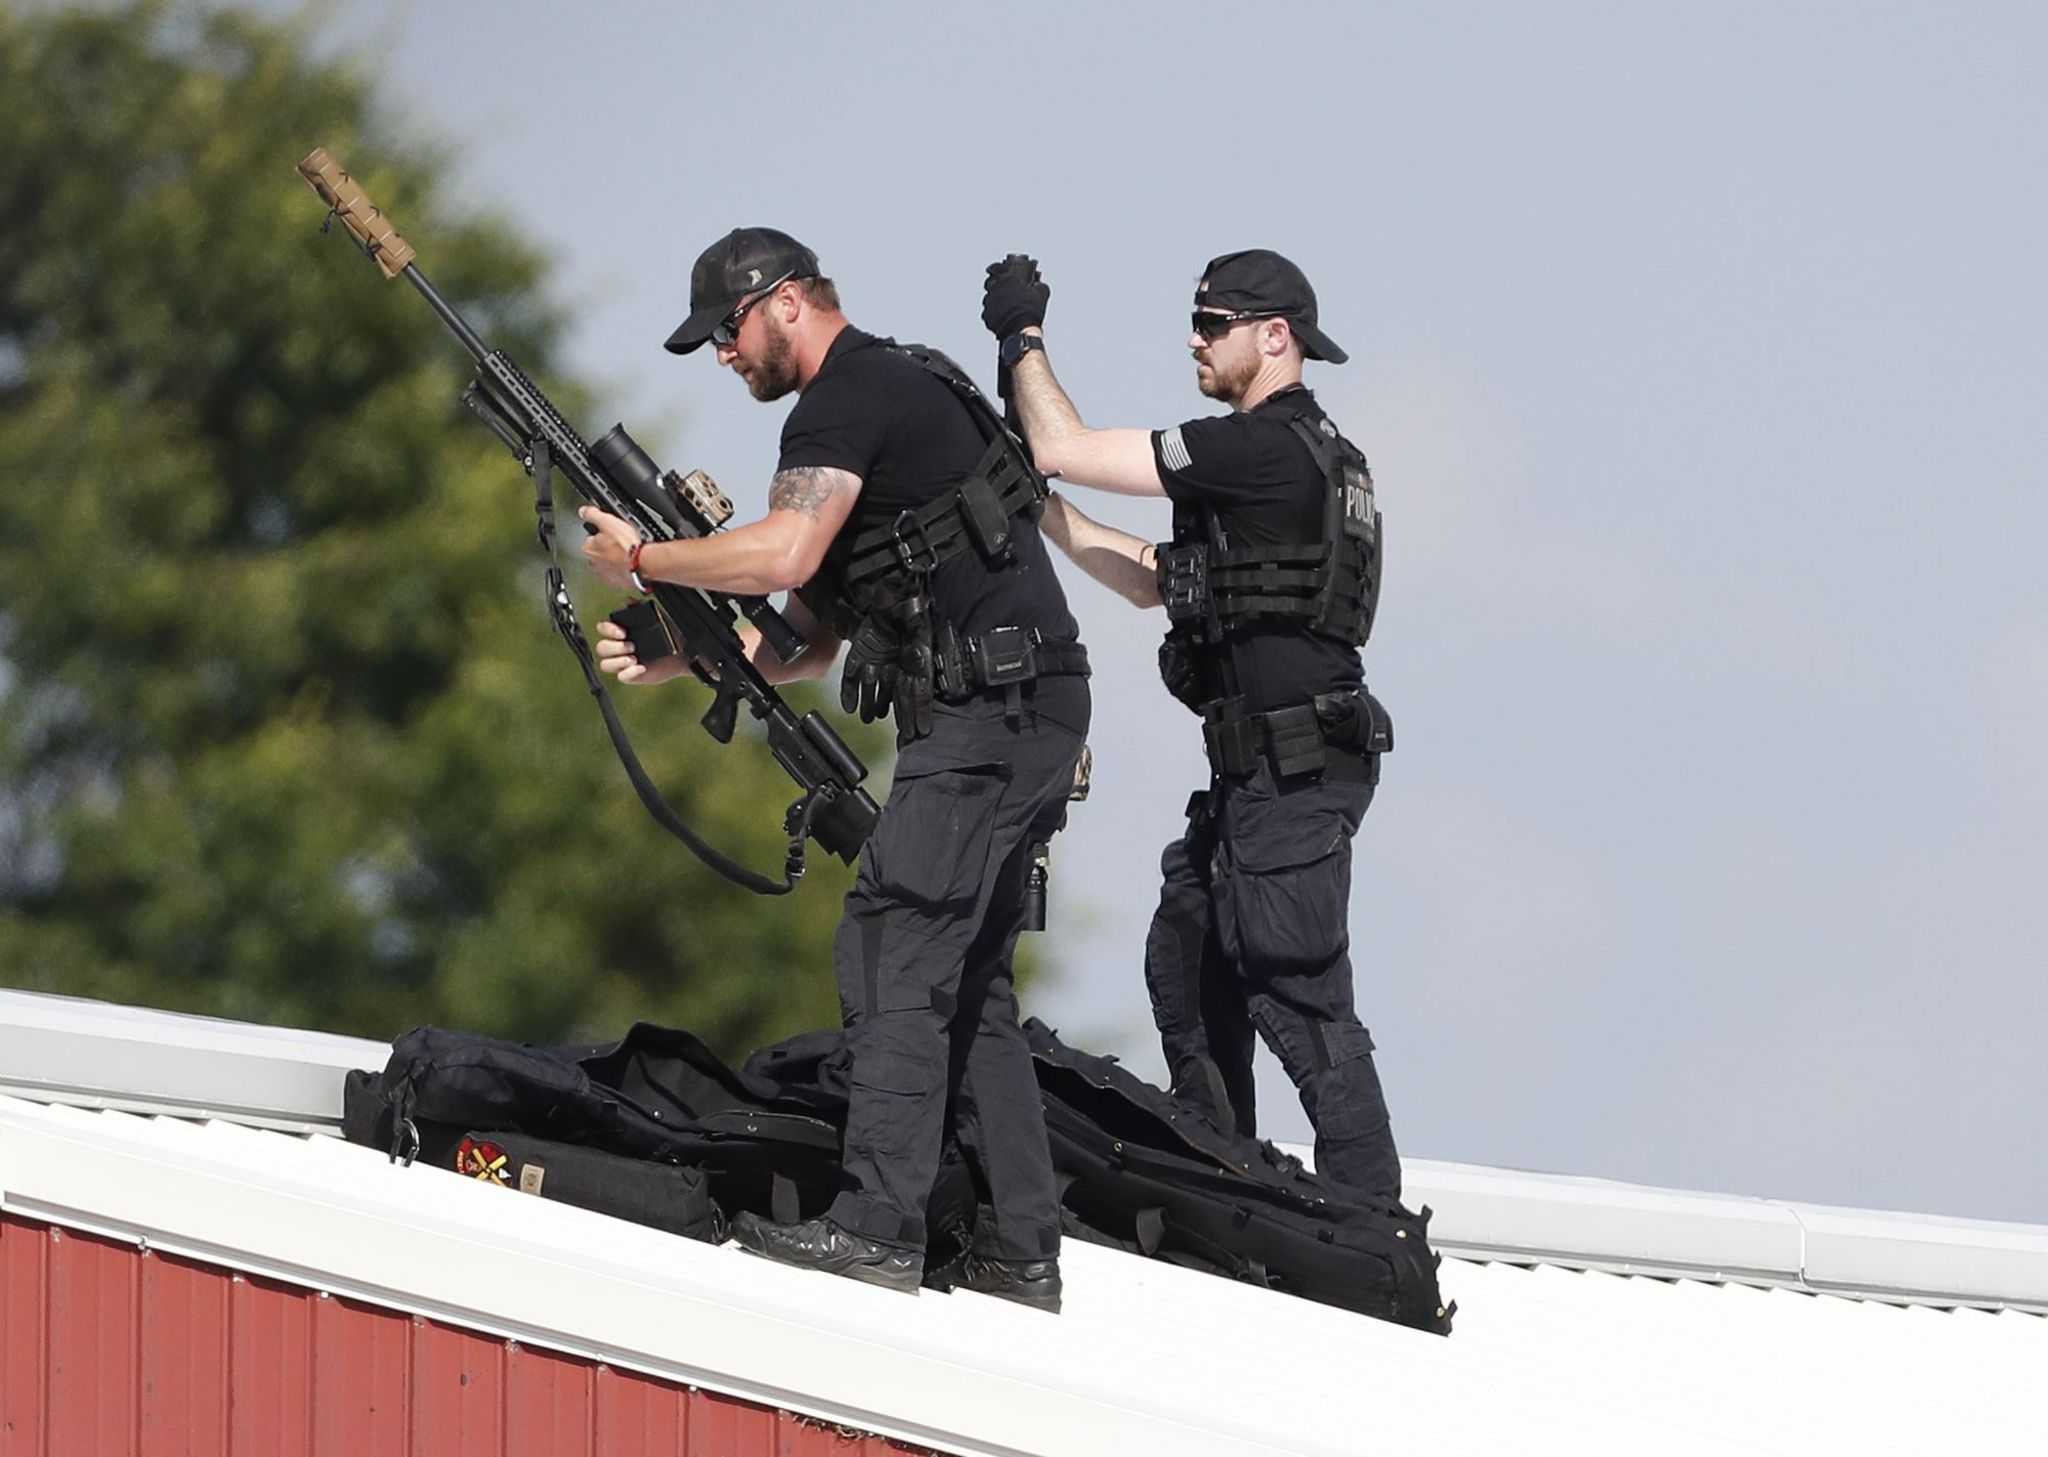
[{"x1": 277, "y1": 0, "x2": 2047, "y2": 1223}]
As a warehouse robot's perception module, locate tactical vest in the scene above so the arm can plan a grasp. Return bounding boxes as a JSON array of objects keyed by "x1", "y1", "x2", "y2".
[
  {"x1": 1156, "y1": 400, "x2": 1381, "y2": 667},
  {"x1": 799, "y1": 340, "x2": 1049, "y2": 638}
]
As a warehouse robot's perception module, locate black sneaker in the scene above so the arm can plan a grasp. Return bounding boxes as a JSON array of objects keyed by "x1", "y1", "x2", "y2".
[
  {"x1": 955, "y1": 1254, "x2": 1062, "y2": 1313},
  {"x1": 729, "y1": 1212, "x2": 923, "y2": 1294}
]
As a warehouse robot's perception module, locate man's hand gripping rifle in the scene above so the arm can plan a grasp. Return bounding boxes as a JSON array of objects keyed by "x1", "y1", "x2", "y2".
[{"x1": 297, "y1": 149, "x2": 879, "y2": 893}]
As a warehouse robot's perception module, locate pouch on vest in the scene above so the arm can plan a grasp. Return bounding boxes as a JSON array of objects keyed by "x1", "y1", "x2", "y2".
[
  {"x1": 1158, "y1": 543, "x2": 1214, "y2": 629},
  {"x1": 957, "y1": 444, "x2": 1017, "y2": 564}
]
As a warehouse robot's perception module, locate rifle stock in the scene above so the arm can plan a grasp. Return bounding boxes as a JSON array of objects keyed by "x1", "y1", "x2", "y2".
[{"x1": 297, "y1": 148, "x2": 879, "y2": 875}]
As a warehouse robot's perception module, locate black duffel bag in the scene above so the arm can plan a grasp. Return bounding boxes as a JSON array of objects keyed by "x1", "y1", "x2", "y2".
[
  {"x1": 1025, "y1": 1019, "x2": 1452, "y2": 1334},
  {"x1": 343, "y1": 1020, "x2": 1451, "y2": 1334},
  {"x1": 343, "y1": 1023, "x2": 974, "y2": 1264}
]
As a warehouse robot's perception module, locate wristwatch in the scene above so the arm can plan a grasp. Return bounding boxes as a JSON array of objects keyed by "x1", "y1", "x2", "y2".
[{"x1": 999, "y1": 332, "x2": 1046, "y2": 368}]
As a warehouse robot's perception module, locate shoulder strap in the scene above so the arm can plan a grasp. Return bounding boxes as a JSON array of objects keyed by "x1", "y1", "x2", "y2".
[
  {"x1": 886, "y1": 338, "x2": 1012, "y2": 445},
  {"x1": 833, "y1": 340, "x2": 1052, "y2": 606},
  {"x1": 1281, "y1": 410, "x2": 1376, "y2": 548}
]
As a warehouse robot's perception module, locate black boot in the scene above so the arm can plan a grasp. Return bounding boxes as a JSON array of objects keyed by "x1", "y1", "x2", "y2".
[
  {"x1": 955, "y1": 1254, "x2": 1062, "y2": 1313},
  {"x1": 729, "y1": 1212, "x2": 923, "y2": 1293}
]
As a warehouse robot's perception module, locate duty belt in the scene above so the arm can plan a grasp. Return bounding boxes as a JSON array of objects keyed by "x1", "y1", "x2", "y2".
[
  {"x1": 1200, "y1": 691, "x2": 1387, "y2": 782},
  {"x1": 935, "y1": 622, "x2": 1090, "y2": 713}
]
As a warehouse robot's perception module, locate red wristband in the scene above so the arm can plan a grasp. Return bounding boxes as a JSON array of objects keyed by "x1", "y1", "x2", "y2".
[{"x1": 627, "y1": 540, "x2": 649, "y2": 594}]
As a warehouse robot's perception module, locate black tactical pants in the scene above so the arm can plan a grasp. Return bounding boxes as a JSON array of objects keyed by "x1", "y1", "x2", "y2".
[
  {"x1": 827, "y1": 678, "x2": 1089, "y2": 1262},
  {"x1": 1143, "y1": 759, "x2": 1402, "y2": 1203}
]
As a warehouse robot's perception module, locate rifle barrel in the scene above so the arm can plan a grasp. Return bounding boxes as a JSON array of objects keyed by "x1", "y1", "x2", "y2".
[{"x1": 405, "y1": 269, "x2": 489, "y2": 362}]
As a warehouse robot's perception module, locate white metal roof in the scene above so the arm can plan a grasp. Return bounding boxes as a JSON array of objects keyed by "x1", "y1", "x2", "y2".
[{"x1": 2, "y1": 989, "x2": 2045, "y2": 1455}]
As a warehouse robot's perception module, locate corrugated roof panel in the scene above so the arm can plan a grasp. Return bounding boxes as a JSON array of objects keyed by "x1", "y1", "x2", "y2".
[
  {"x1": 139, "y1": 1250, "x2": 231, "y2": 1456},
  {"x1": 309, "y1": 1289, "x2": 413, "y2": 1457},
  {"x1": 683, "y1": 1387, "x2": 784, "y2": 1455},
  {"x1": 45, "y1": 1223, "x2": 139, "y2": 1457},
  {"x1": 409, "y1": 1319, "x2": 504, "y2": 1456},
  {"x1": 2, "y1": 1207, "x2": 50, "y2": 1452},
  {"x1": 502, "y1": 1342, "x2": 591, "y2": 1457},
  {"x1": 590, "y1": 1364, "x2": 679, "y2": 1456},
  {"x1": 231, "y1": 1270, "x2": 315, "y2": 1453}
]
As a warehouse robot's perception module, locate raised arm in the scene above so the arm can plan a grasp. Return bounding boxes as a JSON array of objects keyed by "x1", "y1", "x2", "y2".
[
  {"x1": 1039, "y1": 491, "x2": 1162, "y2": 609},
  {"x1": 1008, "y1": 336, "x2": 1167, "y2": 497}
]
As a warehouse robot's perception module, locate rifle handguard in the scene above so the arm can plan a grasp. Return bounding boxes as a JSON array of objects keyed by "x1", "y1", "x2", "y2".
[{"x1": 297, "y1": 148, "x2": 416, "y2": 279}]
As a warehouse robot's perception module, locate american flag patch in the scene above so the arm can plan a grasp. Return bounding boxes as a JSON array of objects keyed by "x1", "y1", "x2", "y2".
[{"x1": 1160, "y1": 426, "x2": 1192, "y2": 472}]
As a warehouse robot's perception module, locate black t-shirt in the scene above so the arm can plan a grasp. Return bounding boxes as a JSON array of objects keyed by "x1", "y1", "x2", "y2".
[
  {"x1": 1150, "y1": 384, "x2": 1364, "y2": 714},
  {"x1": 778, "y1": 327, "x2": 1078, "y2": 646}
]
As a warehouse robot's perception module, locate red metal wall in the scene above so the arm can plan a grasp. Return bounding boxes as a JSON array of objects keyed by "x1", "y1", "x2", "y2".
[{"x1": 1, "y1": 1213, "x2": 930, "y2": 1457}]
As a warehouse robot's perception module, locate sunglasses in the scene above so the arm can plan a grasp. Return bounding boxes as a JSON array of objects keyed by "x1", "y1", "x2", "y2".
[
  {"x1": 711, "y1": 272, "x2": 795, "y2": 347},
  {"x1": 1190, "y1": 308, "x2": 1287, "y2": 340}
]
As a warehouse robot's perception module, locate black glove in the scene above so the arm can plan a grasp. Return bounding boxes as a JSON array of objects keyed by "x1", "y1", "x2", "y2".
[
  {"x1": 893, "y1": 613, "x2": 935, "y2": 744},
  {"x1": 982, "y1": 254, "x2": 1049, "y2": 338},
  {"x1": 839, "y1": 609, "x2": 936, "y2": 741},
  {"x1": 841, "y1": 616, "x2": 902, "y2": 725}
]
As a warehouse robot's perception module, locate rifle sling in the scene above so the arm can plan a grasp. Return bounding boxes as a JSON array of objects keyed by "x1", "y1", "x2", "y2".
[{"x1": 531, "y1": 437, "x2": 809, "y2": 896}]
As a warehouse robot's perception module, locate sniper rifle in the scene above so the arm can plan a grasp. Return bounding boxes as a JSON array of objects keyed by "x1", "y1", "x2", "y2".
[{"x1": 296, "y1": 148, "x2": 879, "y2": 894}]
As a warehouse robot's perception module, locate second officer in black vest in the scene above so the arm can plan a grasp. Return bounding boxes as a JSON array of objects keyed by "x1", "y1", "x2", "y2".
[
  {"x1": 583, "y1": 229, "x2": 1089, "y2": 1308},
  {"x1": 982, "y1": 249, "x2": 1401, "y2": 1203}
]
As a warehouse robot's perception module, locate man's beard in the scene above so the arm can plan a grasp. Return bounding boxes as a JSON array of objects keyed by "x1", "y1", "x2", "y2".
[
  {"x1": 745, "y1": 318, "x2": 802, "y2": 401},
  {"x1": 1196, "y1": 349, "x2": 1257, "y2": 405}
]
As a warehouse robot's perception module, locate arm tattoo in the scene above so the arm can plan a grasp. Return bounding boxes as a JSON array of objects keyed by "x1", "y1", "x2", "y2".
[{"x1": 769, "y1": 465, "x2": 855, "y2": 519}]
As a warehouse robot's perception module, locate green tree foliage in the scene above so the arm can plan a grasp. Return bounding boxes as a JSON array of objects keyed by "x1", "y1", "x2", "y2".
[{"x1": 0, "y1": 2, "x2": 882, "y2": 1050}]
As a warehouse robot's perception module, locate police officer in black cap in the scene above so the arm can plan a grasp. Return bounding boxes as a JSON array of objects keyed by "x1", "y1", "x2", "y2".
[
  {"x1": 980, "y1": 249, "x2": 1401, "y2": 1203},
  {"x1": 583, "y1": 229, "x2": 1089, "y2": 1309}
]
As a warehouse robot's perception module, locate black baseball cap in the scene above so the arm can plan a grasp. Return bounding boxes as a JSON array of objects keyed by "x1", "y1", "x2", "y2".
[
  {"x1": 1195, "y1": 249, "x2": 1348, "y2": 364},
  {"x1": 664, "y1": 227, "x2": 821, "y2": 355}
]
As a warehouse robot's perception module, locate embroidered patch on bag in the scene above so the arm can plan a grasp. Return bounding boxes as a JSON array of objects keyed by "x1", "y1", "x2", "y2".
[{"x1": 455, "y1": 1136, "x2": 510, "y2": 1185}]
